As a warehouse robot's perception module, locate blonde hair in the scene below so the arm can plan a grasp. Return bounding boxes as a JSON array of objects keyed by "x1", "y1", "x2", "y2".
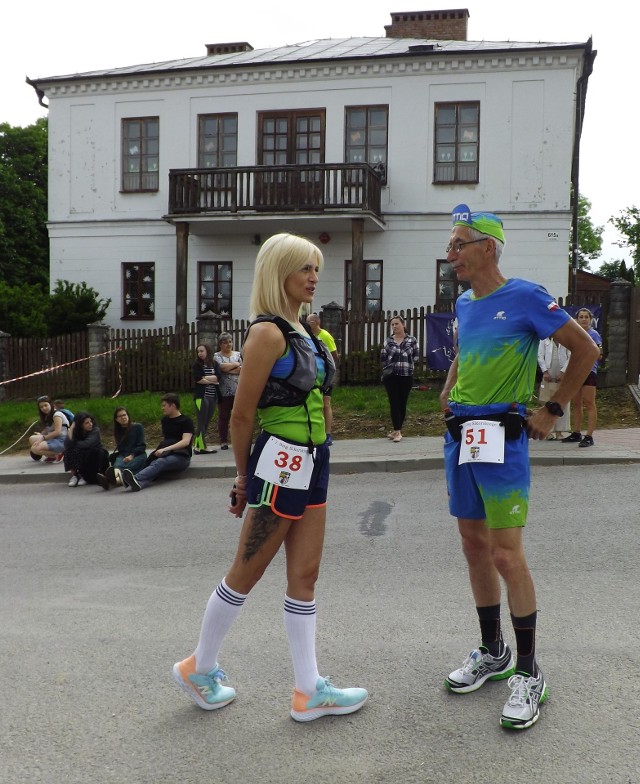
[{"x1": 249, "y1": 233, "x2": 323, "y2": 320}]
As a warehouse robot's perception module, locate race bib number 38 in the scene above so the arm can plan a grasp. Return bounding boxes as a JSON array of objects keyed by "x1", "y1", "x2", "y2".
[
  {"x1": 255, "y1": 436, "x2": 314, "y2": 490},
  {"x1": 458, "y1": 419, "x2": 505, "y2": 465}
]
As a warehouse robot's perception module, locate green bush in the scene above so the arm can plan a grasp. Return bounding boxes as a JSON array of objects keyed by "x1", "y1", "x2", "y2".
[
  {"x1": 0, "y1": 280, "x2": 48, "y2": 336},
  {"x1": 47, "y1": 280, "x2": 111, "y2": 336},
  {"x1": 341, "y1": 346, "x2": 383, "y2": 384}
]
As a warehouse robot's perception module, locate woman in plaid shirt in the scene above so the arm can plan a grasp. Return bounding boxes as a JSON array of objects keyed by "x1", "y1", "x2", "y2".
[{"x1": 380, "y1": 316, "x2": 419, "y2": 442}]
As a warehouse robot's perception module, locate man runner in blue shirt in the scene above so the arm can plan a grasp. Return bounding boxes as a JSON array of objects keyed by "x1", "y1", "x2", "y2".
[{"x1": 440, "y1": 204, "x2": 599, "y2": 729}]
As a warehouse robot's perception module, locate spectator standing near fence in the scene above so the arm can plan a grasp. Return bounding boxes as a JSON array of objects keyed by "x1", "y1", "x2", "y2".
[
  {"x1": 439, "y1": 203, "x2": 599, "y2": 730},
  {"x1": 537, "y1": 338, "x2": 571, "y2": 440},
  {"x1": 561, "y1": 308, "x2": 603, "y2": 448},
  {"x1": 380, "y1": 315, "x2": 419, "y2": 443},
  {"x1": 191, "y1": 344, "x2": 219, "y2": 455},
  {"x1": 213, "y1": 333, "x2": 242, "y2": 451},
  {"x1": 305, "y1": 312, "x2": 339, "y2": 446}
]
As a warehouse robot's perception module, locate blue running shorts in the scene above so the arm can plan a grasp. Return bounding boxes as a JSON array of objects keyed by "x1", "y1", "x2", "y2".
[
  {"x1": 246, "y1": 430, "x2": 330, "y2": 520},
  {"x1": 443, "y1": 429, "x2": 530, "y2": 528}
]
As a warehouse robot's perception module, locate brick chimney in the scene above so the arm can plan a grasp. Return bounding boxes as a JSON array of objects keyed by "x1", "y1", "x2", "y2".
[
  {"x1": 385, "y1": 9, "x2": 469, "y2": 41},
  {"x1": 206, "y1": 42, "x2": 254, "y2": 56}
]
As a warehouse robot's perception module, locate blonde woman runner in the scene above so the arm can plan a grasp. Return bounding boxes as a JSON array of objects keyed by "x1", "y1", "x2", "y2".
[{"x1": 172, "y1": 233, "x2": 368, "y2": 722}]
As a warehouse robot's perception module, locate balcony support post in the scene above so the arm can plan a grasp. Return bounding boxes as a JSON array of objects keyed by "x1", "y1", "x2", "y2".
[
  {"x1": 350, "y1": 217, "x2": 365, "y2": 352},
  {"x1": 175, "y1": 222, "x2": 189, "y2": 327}
]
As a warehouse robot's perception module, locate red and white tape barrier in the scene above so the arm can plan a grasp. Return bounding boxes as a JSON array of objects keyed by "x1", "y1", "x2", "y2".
[{"x1": 0, "y1": 347, "x2": 122, "y2": 387}]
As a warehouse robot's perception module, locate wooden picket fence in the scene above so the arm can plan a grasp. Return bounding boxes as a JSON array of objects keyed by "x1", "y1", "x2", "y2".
[
  {"x1": 0, "y1": 289, "x2": 616, "y2": 400},
  {"x1": 335, "y1": 293, "x2": 613, "y2": 384},
  {"x1": 0, "y1": 331, "x2": 89, "y2": 401},
  {"x1": 338, "y1": 305, "x2": 452, "y2": 383},
  {"x1": 104, "y1": 319, "x2": 252, "y2": 395}
]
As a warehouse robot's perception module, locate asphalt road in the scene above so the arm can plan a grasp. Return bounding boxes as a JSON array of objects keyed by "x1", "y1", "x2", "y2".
[{"x1": 1, "y1": 466, "x2": 639, "y2": 784}]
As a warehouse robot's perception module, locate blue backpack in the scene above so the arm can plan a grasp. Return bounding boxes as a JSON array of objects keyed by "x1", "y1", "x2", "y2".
[{"x1": 59, "y1": 408, "x2": 75, "y2": 424}]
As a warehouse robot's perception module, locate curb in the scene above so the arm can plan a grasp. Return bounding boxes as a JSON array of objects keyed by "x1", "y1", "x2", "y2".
[{"x1": 2, "y1": 450, "x2": 639, "y2": 485}]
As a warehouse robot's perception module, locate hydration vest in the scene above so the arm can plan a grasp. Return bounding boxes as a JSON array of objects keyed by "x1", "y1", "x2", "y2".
[{"x1": 247, "y1": 316, "x2": 335, "y2": 409}]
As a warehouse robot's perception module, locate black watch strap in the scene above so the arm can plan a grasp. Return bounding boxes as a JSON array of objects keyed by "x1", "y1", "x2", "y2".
[{"x1": 544, "y1": 400, "x2": 564, "y2": 417}]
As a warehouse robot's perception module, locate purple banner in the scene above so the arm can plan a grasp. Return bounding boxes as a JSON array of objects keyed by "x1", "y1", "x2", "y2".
[{"x1": 426, "y1": 313, "x2": 457, "y2": 370}]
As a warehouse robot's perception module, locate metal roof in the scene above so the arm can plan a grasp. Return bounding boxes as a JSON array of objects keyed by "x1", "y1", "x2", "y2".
[{"x1": 32, "y1": 36, "x2": 587, "y2": 84}]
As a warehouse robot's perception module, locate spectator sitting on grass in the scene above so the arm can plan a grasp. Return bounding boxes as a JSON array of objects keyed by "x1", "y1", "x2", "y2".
[
  {"x1": 64, "y1": 412, "x2": 109, "y2": 487},
  {"x1": 120, "y1": 393, "x2": 194, "y2": 492},
  {"x1": 54, "y1": 399, "x2": 75, "y2": 425},
  {"x1": 97, "y1": 407, "x2": 147, "y2": 490},
  {"x1": 29, "y1": 395, "x2": 69, "y2": 463}
]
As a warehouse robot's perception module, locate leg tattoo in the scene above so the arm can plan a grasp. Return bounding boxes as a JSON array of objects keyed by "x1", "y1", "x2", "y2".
[{"x1": 243, "y1": 507, "x2": 281, "y2": 562}]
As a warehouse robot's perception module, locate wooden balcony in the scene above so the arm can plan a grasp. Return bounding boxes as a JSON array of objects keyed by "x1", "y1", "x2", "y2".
[{"x1": 167, "y1": 163, "x2": 383, "y2": 220}]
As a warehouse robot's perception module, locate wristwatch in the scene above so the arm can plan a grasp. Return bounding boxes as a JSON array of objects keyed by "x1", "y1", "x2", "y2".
[{"x1": 544, "y1": 400, "x2": 564, "y2": 417}]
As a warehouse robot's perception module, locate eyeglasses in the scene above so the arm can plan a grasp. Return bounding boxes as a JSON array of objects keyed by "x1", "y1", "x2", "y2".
[
  {"x1": 37, "y1": 396, "x2": 49, "y2": 402},
  {"x1": 446, "y1": 238, "x2": 488, "y2": 254}
]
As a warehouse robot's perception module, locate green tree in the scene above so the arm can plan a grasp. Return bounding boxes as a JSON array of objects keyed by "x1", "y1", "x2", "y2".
[
  {"x1": 47, "y1": 281, "x2": 111, "y2": 336},
  {"x1": 596, "y1": 259, "x2": 636, "y2": 284},
  {"x1": 0, "y1": 119, "x2": 49, "y2": 287},
  {"x1": 574, "y1": 194, "x2": 604, "y2": 270},
  {"x1": 0, "y1": 281, "x2": 48, "y2": 336},
  {"x1": 609, "y1": 206, "x2": 640, "y2": 280}
]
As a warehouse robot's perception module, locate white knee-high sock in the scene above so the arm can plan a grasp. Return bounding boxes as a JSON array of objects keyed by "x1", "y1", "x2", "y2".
[
  {"x1": 194, "y1": 578, "x2": 247, "y2": 673},
  {"x1": 284, "y1": 596, "x2": 320, "y2": 695}
]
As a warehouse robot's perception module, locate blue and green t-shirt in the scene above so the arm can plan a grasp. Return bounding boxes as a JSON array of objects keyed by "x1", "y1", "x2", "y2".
[{"x1": 450, "y1": 278, "x2": 570, "y2": 407}]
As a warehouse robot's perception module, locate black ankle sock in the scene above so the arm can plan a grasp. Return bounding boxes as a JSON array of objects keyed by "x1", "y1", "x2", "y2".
[
  {"x1": 477, "y1": 604, "x2": 503, "y2": 657},
  {"x1": 511, "y1": 610, "x2": 538, "y2": 676}
]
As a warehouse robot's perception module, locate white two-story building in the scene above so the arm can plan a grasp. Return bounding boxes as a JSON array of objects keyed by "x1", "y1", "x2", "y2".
[{"x1": 30, "y1": 8, "x2": 595, "y2": 328}]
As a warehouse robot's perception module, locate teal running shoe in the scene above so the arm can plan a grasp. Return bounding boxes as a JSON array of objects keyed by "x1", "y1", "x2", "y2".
[
  {"x1": 172, "y1": 655, "x2": 236, "y2": 710},
  {"x1": 290, "y1": 676, "x2": 368, "y2": 722}
]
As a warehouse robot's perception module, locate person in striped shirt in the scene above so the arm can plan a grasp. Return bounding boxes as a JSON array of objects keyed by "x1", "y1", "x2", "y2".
[{"x1": 191, "y1": 343, "x2": 219, "y2": 454}]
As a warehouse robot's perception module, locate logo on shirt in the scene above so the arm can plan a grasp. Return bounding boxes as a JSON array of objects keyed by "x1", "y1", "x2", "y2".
[
  {"x1": 510, "y1": 504, "x2": 521, "y2": 516},
  {"x1": 493, "y1": 311, "x2": 507, "y2": 320},
  {"x1": 547, "y1": 301, "x2": 560, "y2": 311}
]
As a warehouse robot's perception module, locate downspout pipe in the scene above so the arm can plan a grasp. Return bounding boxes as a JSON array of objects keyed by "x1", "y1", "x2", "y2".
[{"x1": 571, "y1": 37, "x2": 596, "y2": 297}]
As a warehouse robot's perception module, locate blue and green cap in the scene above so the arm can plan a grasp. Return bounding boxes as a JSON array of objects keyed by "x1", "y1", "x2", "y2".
[{"x1": 451, "y1": 203, "x2": 505, "y2": 243}]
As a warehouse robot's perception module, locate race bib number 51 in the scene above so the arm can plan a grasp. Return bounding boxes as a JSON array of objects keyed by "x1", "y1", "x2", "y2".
[
  {"x1": 458, "y1": 419, "x2": 505, "y2": 465},
  {"x1": 255, "y1": 436, "x2": 314, "y2": 489}
]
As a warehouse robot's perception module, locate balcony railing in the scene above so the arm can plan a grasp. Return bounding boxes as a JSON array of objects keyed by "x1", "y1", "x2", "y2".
[{"x1": 168, "y1": 163, "x2": 383, "y2": 218}]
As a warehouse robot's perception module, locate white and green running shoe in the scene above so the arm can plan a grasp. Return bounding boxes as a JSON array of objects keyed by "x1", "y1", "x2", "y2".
[
  {"x1": 445, "y1": 644, "x2": 515, "y2": 694},
  {"x1": 500, "y1": 670, "x2": 548, "y2": 730}
]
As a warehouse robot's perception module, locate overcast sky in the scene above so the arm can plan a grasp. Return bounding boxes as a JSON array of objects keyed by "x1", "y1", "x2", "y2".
[{"x1": 2, "y1": 0, "x2": 636, "y2": 268}]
